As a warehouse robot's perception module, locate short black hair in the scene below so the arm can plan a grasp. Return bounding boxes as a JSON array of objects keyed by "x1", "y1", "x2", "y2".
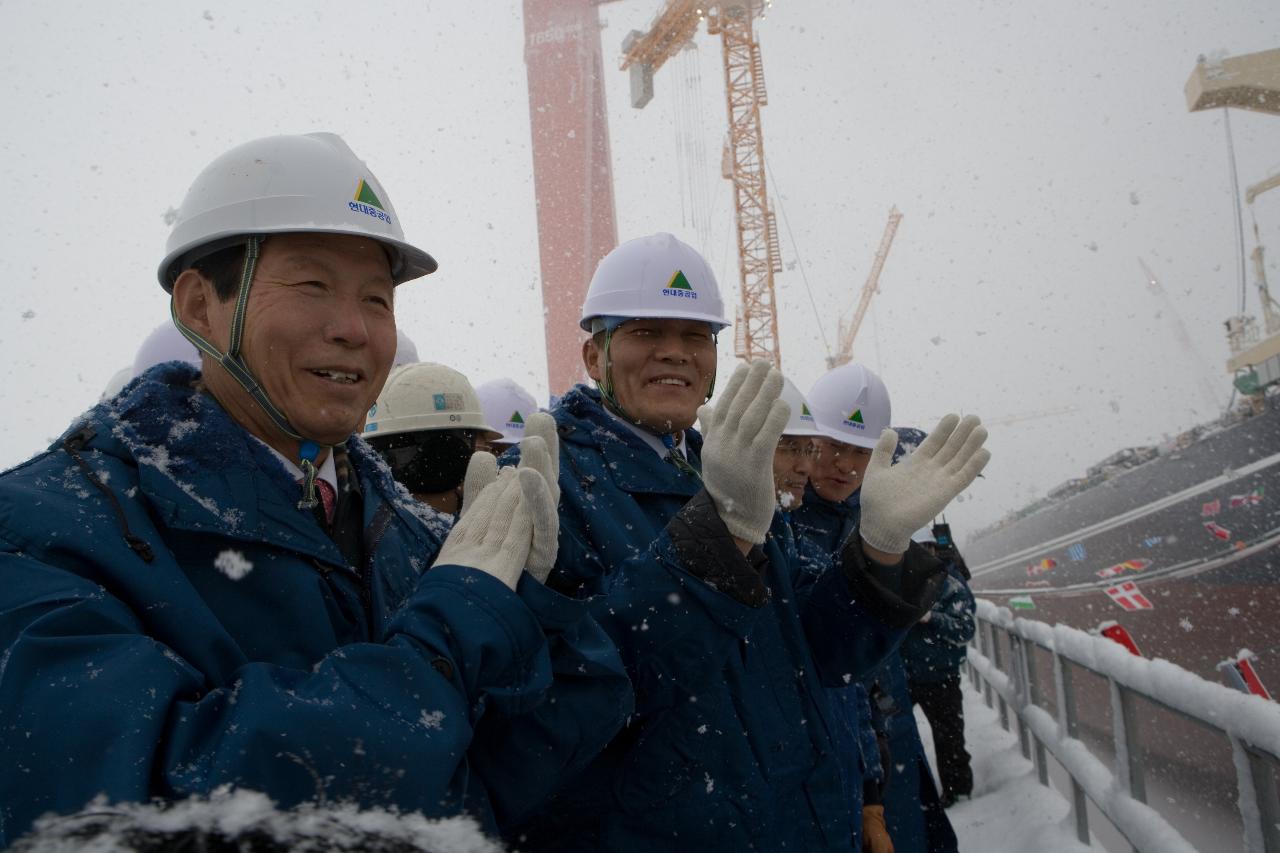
[{"x1": 190, "y1": 243, "x2": 248, "y2": 303}]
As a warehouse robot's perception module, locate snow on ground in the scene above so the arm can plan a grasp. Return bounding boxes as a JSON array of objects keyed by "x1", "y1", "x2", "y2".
[{"x1": 917, "y1": 678, "x2": 1095, "y2": 853}]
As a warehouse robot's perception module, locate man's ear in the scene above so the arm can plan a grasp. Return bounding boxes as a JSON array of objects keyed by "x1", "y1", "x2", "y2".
[
  {"x1": 583, "y1": 336, "x2": 603, "y2": 383},
  {"x1": 171, "y1": 269, "x2": 217, "y2": 342}
]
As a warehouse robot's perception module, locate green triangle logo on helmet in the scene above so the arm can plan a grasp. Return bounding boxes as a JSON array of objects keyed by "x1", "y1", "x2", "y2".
[
  {"x1": 801, "y1": 403, "x2": 812, "y2": 417},
  {"x1": 847, "y1": 409, "x2": 865, "y2": 424},
  {"x1": 509, "y1": 411, "x2": 525, "y2": 425},
  {"x1": 666, "y1": 270, "x2": 693, "y2": 291},
  {"x1": 354, "y1": 179, "x2": 385, "y2": 210}
]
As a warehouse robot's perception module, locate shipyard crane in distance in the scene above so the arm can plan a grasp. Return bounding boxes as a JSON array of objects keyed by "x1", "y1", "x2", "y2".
[
  {"x1": 621, "y1": 0, "x2": 784, "y2": 367},
  {"x1": 826, "y1": 207, "x2": 903, "y2": 369}
]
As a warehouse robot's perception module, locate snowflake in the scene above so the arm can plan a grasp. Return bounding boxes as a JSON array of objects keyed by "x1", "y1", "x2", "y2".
[{"x1": 214, "y1": 550, "x2": 253, "y2": 580}]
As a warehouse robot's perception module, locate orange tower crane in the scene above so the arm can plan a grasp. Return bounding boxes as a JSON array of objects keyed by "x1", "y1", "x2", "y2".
[
  {"x1": 827, "y1": 207, "x2": 903, "y2": 369},
  {"x1": 621, "y1": 0, "x2": 784, "y2": 367}
]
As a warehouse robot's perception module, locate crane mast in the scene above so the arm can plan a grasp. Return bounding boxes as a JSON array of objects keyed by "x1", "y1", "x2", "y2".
[
  {"x1": 622, "y1": 0, "x2": 783, "y2": 367},
  {"x1": 827, "y1": 207, "x2": 902, "y2": 369}
]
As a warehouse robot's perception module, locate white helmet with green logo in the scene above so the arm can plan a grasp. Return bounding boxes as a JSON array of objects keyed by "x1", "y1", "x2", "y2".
[
  {"x1": 579, "y1": 232, "x2": 730, "y2": 332},
  {"x1": 156, "y1": 133, "x2": 438, "y2": 507},
  {"x1": 475, "y1": 378, "x2": 538, "y2": 445},
  {"x1": 780, "y1": 376, "x2": 824, "y2": 438},
  {"x1": 365, "y1": 363, "x2": 495, "y2": 438},
  {"x1": 806, "y1": 363, "x2": 892, "y2": 449},
  {"x1": 158, "y1": 132, "x2": 436, "y2": 290}
]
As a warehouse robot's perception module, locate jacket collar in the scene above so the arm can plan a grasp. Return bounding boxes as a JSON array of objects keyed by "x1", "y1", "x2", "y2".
[
  {"x1": 555, "y1": 385, "x2": 703, "y2": 497},
  {"x1": 72, "y1": 363, "x2": 444, "y2": 564}
]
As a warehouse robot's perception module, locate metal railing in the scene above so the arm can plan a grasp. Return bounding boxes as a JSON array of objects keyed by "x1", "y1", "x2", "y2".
[{"x1": 967, "y1": 600, "x2": 1280, "y2": 853}]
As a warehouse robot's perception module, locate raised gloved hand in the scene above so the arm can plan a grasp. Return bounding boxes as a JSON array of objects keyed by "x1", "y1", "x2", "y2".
[
  {"x1": 434, "y1": 465, "x2": 554, "y2": 590},
  {"x1": 514, "y1": 412, "x2": 561, "y2": 583},
  {"x1": 861, "y1": 804, "x2": 894, "y2": 853},
  {"x1": 859, "y1": 413, "x2": 990, "y2": 556},
  {"x1": 460, "y1": 451, "x2": 498, "y2": 517},
  {"x1": 455, "y1": 413, "x2": 561, "y2": 583},
  {"x1": 698, "y1": 360, "x2": 792, "y2": 545}
]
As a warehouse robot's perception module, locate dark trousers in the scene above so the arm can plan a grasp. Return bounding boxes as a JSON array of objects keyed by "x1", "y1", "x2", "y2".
[{"x1": 909, "y1": 673, "x2": 972, "y2": 799}]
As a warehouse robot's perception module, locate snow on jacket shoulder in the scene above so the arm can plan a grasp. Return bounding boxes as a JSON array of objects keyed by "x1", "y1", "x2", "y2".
[{"x1": 0, "y1": 364, "x2": 628, "y2": 847}]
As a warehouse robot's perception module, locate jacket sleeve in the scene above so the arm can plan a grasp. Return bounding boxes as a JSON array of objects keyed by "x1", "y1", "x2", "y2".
[
  {"x1": 790, "y1": 529, "x2": 945, "y2": 689},
  {"x1": 588, "y1": 490, "x2": 771, "y2": 707},
  {"x1": 466, "y1": 574, "x2": 633, "y2": 831},
  {"x1": 0, "y1": 541, "x2": 549, "y2": 845},
  {"x1": 925, "y1": 573, "x2": 977, "y2": 647}
]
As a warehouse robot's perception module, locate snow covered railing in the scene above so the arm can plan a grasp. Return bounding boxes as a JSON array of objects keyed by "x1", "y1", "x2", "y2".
[{"x1": 968, "y1": 598, "x2": 1280, "y2": 853}]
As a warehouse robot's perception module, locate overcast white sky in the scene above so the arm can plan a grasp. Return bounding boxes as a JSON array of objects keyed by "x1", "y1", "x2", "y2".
[{"x1": 1, "y1": 0, "x2": 1277, "y2": 536}]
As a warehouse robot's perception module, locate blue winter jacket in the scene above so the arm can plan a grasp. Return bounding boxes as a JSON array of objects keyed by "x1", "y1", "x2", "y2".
[
  {"x1": 0, "y1": 365, "x2": 630, "y2": 846},
  {"x1": 865, "y1": 653, "x2": 958, "y2": 853},
  {"x1": 792, "y1": 483, "x2": 861, "y2": 558},
  {"x1": 791, "y1": 485, "x2": 957, "y2": 852},
  {"x1": 507, "y1": 387, "x2": 940, "y2": 851},
  {"x1": 901, "y1": 568, "x2": 976, "y2": 686},
  {"x1": 508, "y1": 385, "x2": 703, "y2": 598}
]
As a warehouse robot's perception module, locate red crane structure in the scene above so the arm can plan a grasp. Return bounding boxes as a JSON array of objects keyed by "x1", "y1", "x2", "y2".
[{"x1": 521, "y1": 0, "x2": 621, "y2": 397}]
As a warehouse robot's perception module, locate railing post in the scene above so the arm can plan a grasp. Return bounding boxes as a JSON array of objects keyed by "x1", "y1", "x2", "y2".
[
  {"x1": 1010, "y1": 634, "x2": 1031, "y2": 759},
  {"x1": 1054, "y1": 648, "x2": 1090, "y2": 845},
  {"x1": 1024, "y1": 638, "x2": 1048, "y2": 785},
  {"x1": 982, "y1": 622, "x2": 995, "y2": 709},
  {"x1": 990, "y1": 623, "x2": 1010, "y2": 730},
  {"x1": 1110, "y1": 679, "x2": 1147, "y2": 808},
  {"x1": 1233, "y1": 736, "x2": 1280, "y2": 853}
]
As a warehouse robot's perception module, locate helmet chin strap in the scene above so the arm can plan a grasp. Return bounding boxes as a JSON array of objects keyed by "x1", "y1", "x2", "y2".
[{"x1": 170, "y1": 235, "x2": 328, "y2": 510}]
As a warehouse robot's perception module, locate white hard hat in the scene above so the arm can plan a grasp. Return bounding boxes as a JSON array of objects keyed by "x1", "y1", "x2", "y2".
[
  {"x1": 579, "y1": 233, "x2": 730, "y2": 331},
  {"x1": 132, "y1": 321, "x2": 202, "y2": 378},
  {"x1": 475, "y1": 378, "x2": 539, "y2": 444},
  {"x1": 100, "y1": 365, "x2": 133, "y2": 401},
  {"x1": 393, "y1": 328, "x2": 420, "y2": 367},
  {"x1": 364, "y1": 362, "x2": 495, "y2": 438},
  {"x1": 806, "y1": 363, "x2": 892, "y2": 449},
  {"x1": 158, "y1": 132, "x2": 437, "y2": 290},
  {"x1": 780, "y1": 376, "x2": 824, "y2": 438}
]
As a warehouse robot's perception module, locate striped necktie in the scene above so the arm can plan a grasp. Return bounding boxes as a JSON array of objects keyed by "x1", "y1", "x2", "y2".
[
  {"x1": 663, "y1": 437, "x2": 701, "y2": 480},
  {"x1": 299, "y1": 478, "x2": 337, "y2": 525}
]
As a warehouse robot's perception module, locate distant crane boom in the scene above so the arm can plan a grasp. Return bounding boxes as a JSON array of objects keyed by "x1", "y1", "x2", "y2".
[
  {"x1": 827, "y1": 207, "x2": 902, "y2": 369},
  {"x1": 623, "y1": 1, "x2": 783, "y2": 367}
]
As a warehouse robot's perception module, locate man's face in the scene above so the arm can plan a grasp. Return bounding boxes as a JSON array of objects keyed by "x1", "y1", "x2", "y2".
[
  {"x1": 583, "y1": 318, "x2": 716, "y2": 433},
  {"x1": 810, "y1": 437, "x2": 874, "y2": 502},
  {"x1": 772, "y1": 436, "x2": 818, "y2": 509},
  {"x1": 200, "y1": 232, "x2": 397, "y2": 448}
]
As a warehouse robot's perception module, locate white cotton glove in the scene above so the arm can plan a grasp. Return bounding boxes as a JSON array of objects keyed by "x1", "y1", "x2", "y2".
[
  {"x1": 859, "y1": 413, "x2": 991, "y2": 556},
  {"x1": 433, "y1": 466, "x2": 553, "y2": 590},
  {"x1": 460, "y1": 450, "x2": 498, "y2": 518},
  {"x1": 454, "y1": 414, "x2": 560, "y2": 583},
  {"x1": 698, "y1": 360, "x2": 792, "y2": 545},
  {"x1": 514, "y1": 412, "x2": 561, "y2": 583}
]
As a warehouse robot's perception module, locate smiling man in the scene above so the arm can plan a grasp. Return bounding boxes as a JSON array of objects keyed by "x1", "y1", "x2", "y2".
[
  {"x1": 503, "y1": 236, "x2": 990, "y2": 851},
  {"x1": 0, "y1": 133, "x2": 630, "y2": 846},
  {"x1": 513, "y1": 232, "x2": 726, "y2": 595}
]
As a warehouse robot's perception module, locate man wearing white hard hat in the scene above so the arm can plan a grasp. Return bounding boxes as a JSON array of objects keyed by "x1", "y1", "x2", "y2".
[
  {"x1": 0, "y1": 133, "x2": 630, "y2": 846},
  {"x1": 797, "y1": 365, "x2": 985, "y2": 852},
  {"x1": 509, "y1": 235, "x2": 991, "y2": 851},
  {"x1": 364, "y1": 362, "x2": 497, "y2": 517},
  {"x1": 793, "y1": 363, "x2": 894, "y2": 556}
]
